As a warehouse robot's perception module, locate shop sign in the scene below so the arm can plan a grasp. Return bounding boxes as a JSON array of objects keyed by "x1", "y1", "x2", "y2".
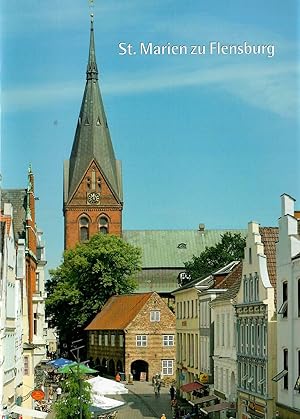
[{"x1": 31, "y1": 389, "x2": 45, "y2": 401}]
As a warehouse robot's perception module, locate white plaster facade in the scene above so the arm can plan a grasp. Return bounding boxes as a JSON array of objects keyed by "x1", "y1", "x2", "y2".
[
  {"x1": 0, "y1": 203, "x2": 23, "y2": 416},
  {"x1": 211, "y1": 297, "x2": 237, "y2": 402},
  {"x1": 235, "y1": 222, "x2": 278, "y2": 419},
  {"x1": 275, "y1": 194, "x2": 300, "y2": 418}
]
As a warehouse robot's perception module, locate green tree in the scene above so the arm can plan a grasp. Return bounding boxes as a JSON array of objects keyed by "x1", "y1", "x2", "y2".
[
  {"x1": 54, "y1": 372, "x2": 92, "y2": 419},
  {"x1": 183, "y1": 232, "x2": 246, "y2": 285},
  {"x1": 46, "y1": 233, "x2": 141, "y2": 345}
]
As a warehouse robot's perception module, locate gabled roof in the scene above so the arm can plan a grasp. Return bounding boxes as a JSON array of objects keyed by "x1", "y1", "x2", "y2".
[
  {"x1": 1, "y1": 189, "x2": 27, "y2": 241},
  {"x1": 213, "y1": 262, "x2": 243, "y2": 302},
  {"x1": 172, "y1": 260, "x2": 240, "y2": 293},
  {"x1": 259, "y1": 226, "x2": 278, "y2": 307},
  {"x1": 123, "y1": 229, "x2": 246, "y2": 268},
  {"x1": 66, "y1": 18, "x2": 122, "y2": 203},
  {"x1": 259, "y1": 227, "x2": 278, "y2": 290},
  {"x1": 85, "y1": 293, "x2": 153, "y2": 331}
]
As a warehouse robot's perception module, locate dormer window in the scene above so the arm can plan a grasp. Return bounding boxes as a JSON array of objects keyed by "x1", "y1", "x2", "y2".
[{"x1": 177, "y1": 243, "x2": 187, "y2": 249}]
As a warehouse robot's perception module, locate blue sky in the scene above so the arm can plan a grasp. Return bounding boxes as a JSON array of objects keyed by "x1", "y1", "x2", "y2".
[{"x1": 1, "y1": 1, "x2": 299, "y2": 272}]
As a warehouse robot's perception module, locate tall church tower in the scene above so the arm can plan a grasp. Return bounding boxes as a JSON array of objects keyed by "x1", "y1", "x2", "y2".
[{"x1": 63, "y1": 16, "x2": 123, "y2": 249}]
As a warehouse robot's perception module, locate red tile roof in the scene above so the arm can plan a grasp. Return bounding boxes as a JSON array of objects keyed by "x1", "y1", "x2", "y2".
[
  {"x1": 214, "y1": 262, "x2": 243, "y2": 301},
  {"x1": 260, "y1": 227, "x2": 279, "y2": 305},
  {"x1": 214, "y1": 262, "x2": 242, "y2": 291},
  {"x1": 85, "y1": 293, "x2": 153, "y2": 331}
]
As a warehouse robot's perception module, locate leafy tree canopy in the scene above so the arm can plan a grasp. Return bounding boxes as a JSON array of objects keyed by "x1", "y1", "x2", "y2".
[
  {"x1": 46, "y1": 233, "x2": 141, "y2": 344},
  {"x1": 183, "y1": 232, "x2": 246, "y2": 285},
  {"x1": 54, "y1": 372, "x2": 92, "y2": 419}
]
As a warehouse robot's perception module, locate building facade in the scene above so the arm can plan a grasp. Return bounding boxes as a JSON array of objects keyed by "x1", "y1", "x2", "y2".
[
  {"x1": 173, "y1": 261, "x2": 240, "y2": 402},
  {"x1": 174, "y1": 285, "x2": 200, "y2": 395},
  {"x1": 0, "y1": 203, "x2": 23, "y2": 417},
  {"x1": 235, "y1": 223, "x2": 278, "y2": 419},
  {"x1": 275, "y1": 194, "x2": 300, "y2": 419},
  {"x1": 85, "y1": 292, "x2": 176, "y2": 381},
  {"x1": 211, "y1": 262, "x2": 242, "y2": 407},
  {"x1": 1, "y1": 167, "x2": 47, "y2": 418}
]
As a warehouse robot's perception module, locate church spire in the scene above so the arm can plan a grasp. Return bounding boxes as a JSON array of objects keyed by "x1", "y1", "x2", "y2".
[
  {"x1": 64, "y1": 14, "x2": 123, "y2": 206},
  {"x1": 86, "y1": 14, "x2": 98, "y2": 81}
]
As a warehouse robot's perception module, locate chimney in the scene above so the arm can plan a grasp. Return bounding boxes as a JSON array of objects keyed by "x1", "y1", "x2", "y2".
[{"x1": 198, "y1": 223, "x2": 205, "y2": 232}]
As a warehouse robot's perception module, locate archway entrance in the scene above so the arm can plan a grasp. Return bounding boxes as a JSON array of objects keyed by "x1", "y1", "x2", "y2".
[{"x1": 131, "y1": 360, "x2": 149, "y2": 381}]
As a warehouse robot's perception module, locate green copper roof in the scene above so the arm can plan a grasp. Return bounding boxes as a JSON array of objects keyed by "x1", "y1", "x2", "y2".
[
  {"x1": 66, "y1": 18, "x2": 122, "y2": 203},
  {"x1": 123, "y1": 229, "x2": 246, "y2": 268}
]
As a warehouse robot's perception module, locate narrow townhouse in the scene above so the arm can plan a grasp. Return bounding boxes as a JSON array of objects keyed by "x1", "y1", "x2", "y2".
[
  {"x1": 235, "y1": 223, "x2": 278, "y2": 419},
  {"x1": 210, "y1": 262, "x2": 242, "y2": 417},
  {"x1": 0, "y1": 203, "x2": 23, "y2": 417},
  {"x1": 274, "y1": 194, "x2": 300, "y2": 418}
]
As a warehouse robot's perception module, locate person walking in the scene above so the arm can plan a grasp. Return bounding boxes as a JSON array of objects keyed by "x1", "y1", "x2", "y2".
[
  {"x1": 48, "y1": 384, "x2": 54, "y2": 401},
  {"x1": 169, "y1": 384, "x2": 175, "y2": 400},
  {"x1": 157, "y1": 380, "x2": 161, "y2": 396},
  {"x1": 56, "y1": 386, "x2": 62, "y2": 400}
]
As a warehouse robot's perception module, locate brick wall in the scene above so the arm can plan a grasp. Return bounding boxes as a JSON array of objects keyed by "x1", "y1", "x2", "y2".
[
  {"x1": 64, "y1": 161, "x2": 122, "y2": 249},
  {"x1": 125, "y1": 293, "x2": 176, "y2": 380}
]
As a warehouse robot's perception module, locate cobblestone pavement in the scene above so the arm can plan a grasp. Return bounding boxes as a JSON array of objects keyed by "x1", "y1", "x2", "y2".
[
  {"x1": 46, "y1": 380, "x2": 174, "y2": 419},
  {"x1": 112, "y1": 380, "x2": 173, "y2": 419}
]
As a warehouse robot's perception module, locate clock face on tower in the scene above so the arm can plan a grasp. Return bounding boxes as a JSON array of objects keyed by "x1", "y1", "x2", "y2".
[{"x1": 87, "y1": 192, "x2": 100, "y2": 204}]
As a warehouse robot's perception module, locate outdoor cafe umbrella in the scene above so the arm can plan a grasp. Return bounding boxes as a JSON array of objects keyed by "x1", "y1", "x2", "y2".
[
  {"x1": 47, "y1": 357, "x2": 74, "y2": 369},
  {"x1": 89, "y1": 394, "x2": 126, "y2": 415},
  {"x1": 87, "y1": 376, "x2": 128, "y2": 395},
  {"x1": 57, "y1": 362, "x2": 98, "y2": 374}
]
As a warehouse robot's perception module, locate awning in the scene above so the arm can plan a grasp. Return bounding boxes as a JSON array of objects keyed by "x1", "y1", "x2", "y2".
[
  {"x1": 189, "y1": 395, "x2": 218, "y2": 406},
  {"x1": 180, "y1": 381, "x2": 204, "y2": 393},
  {"x1": 200, "y1": 402, "x2": 233, "y2": 414},
  {"x1": 9, "y1": 405, "x2": 47, "y2": 418},
  {"x1": 272, "y1": 369, "x2": 288, "y2": 382}
]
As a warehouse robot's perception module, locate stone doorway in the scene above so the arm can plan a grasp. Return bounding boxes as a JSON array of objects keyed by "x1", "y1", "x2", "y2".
[{"x1": 131, "y1": 360, "x2": 149, "y2": 381}]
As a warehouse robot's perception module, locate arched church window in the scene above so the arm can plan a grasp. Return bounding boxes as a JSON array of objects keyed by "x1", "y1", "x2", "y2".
[
  {"x1": 79, "y1": 216, "x2": 89, "y2": 241},
  {"x1": 99, "y1": 216, "x2": 109, "y2": 234}
]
